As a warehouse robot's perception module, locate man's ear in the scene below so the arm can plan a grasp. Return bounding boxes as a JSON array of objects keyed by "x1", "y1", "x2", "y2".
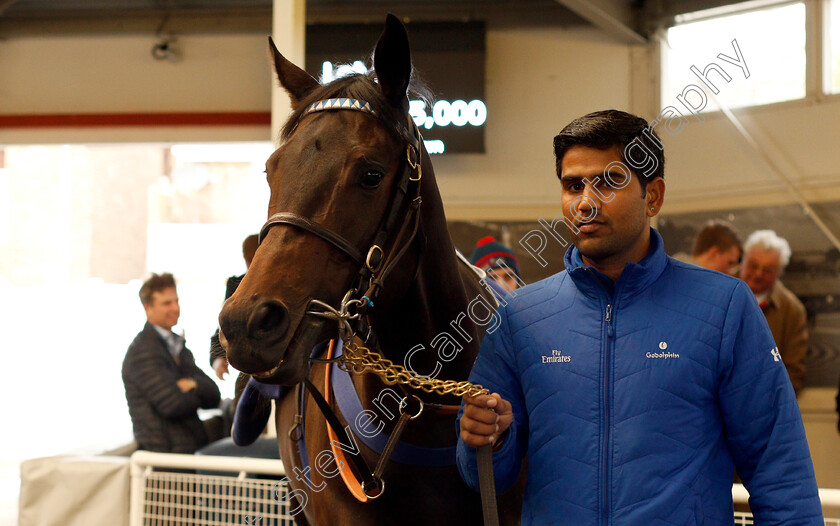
[{"x1": 645, "y1": 177, "x2": 665, "y2": 217}]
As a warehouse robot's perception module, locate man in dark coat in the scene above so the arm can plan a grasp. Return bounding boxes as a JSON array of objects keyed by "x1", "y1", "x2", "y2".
[{"x1": 123, "y1": 272, "x2": 221, "y2": 453}]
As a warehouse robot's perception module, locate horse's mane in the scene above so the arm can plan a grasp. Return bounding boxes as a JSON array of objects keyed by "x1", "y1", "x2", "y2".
[{"x1": 281, "y1": 69, "x2": 433, "y2": 140}]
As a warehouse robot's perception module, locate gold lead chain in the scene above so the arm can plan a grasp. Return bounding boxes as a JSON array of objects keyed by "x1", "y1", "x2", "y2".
[{"x1": 341, "y1": 340, "x2": 490, "y2": 398}]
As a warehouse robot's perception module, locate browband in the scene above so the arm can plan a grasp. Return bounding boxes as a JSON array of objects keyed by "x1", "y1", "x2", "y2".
[
  {"x1": 303, "y1": 98, "x2": 376, "y2": 116},
  {"x1": 301, "y1": 97, "x2": 421, "y2": 152}
]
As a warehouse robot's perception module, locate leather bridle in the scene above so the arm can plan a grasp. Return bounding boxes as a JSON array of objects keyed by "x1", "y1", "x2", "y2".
[
  {"x1": 258, "y1": 96, "x2": 500, "y2": 525},
  {"x1": 258, "y1": 97, "x2": 424, "y2": 323},
  {"x1": 257, "y1": 96, "x2": 426, "y2": 500}
]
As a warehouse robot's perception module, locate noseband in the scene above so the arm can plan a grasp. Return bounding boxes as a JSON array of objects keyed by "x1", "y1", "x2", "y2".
[{"x1": 259, "y1": 97, "x2": 424, "y2": 325}]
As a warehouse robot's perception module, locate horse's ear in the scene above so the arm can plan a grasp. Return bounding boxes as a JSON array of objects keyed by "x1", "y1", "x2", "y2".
[
  {"x1": 373, "y1": 14, "x2": 412, "y2": 107},
  {"x1": 269, "y1": 36, "x2": 319, "y2": 108}
]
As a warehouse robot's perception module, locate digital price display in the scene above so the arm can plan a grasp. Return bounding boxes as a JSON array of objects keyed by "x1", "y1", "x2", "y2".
[{"x1": 306, "y1": 22, "x2": 487, "y2": 154}]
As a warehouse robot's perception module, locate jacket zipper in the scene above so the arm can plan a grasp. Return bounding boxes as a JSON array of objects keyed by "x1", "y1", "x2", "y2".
[{"x1": 602, "y1": 302, "x2": 614, "y2": 526}]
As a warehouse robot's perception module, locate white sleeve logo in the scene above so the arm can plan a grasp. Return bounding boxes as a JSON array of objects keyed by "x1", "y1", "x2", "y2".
[{"x1": 770, "y1": 347, "x2": 781, "y2": 362}]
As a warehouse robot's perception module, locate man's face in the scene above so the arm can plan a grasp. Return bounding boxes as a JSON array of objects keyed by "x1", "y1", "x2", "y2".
[
  {"x1": 144, "y1": 287, "x2": 180, "y2": 330},
  {"x1": 560, "y1": 145, "x2": 663, "y2": 267},
  {"x1": 704, "y1": 245, "x2": 742, "y2": 275},
  {"x1": 741, "y1": 248, "x2": 781, "y2": 295}
]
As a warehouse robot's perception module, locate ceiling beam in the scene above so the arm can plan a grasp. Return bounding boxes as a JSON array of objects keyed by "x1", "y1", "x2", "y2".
[
  {"x1": 308, "y1": 3, "x2": 582, "y2": 27},
  {"x1": 0, "y1": 8, "x2": 273, "y2": 36},
  {"x1": 0, "y1": 2, "x2": 584, "y2": 36},
  {"x1": 657, "y1": 0, "x2": 759, "y2": 20},
  {"x1": 555, "y1": 0, "x2": 646, "y2": 44}
]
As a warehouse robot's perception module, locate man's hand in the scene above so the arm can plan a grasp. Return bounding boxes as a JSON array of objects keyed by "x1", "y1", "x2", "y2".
[
  {"x1": 212, "y1": 357, "x2": 229, "y2": 380},
  {"x1": 176, "y1": 377, "x2": 198, "y2": 392},
  {"x1": 460, "y1": 392, "x2": 513, "y2": 448}
]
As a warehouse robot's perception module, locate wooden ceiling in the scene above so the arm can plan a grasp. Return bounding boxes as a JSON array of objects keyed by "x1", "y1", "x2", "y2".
[{"x1": 0, "y1": 0, "x2": 759, "y2": 41}]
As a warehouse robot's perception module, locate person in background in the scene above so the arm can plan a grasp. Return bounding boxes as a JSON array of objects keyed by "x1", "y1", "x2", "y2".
[
  {"x1": 688, "y1": 219, "x2": 742, "y2": 274},
  {"x1": 122, "y1": 272, "x2": 221, "y2": 453},
  {"x1": 468, "y1": 236, "x2": 525, "y2": 293},
  {"x1": 740, "y1": 229, "x2": 809, "y2": 395},
  {"x1": 836, "y1": 376, "x2": 840, "y2": 433},
  {"x1": 210, "y1": 234, "x2": 259, "y2": 379},
  {"x1": 200, "y1": 234, "x2": 280, "y2": 459}
]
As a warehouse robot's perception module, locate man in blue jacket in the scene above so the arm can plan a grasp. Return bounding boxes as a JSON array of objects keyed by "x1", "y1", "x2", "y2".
[{"x1": 457, "y1": 110, "x2": 823, "y2": 524}]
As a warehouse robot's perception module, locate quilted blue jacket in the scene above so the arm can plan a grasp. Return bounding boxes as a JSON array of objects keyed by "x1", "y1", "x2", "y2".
[{"x1": 457, "y1": 229, "x2": 822, "y2": 525}]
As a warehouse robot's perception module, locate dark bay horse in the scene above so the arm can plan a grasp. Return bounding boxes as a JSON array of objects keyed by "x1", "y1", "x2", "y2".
[{"x1": 219, "y1": 14, "x2": 522, "y2": 525}]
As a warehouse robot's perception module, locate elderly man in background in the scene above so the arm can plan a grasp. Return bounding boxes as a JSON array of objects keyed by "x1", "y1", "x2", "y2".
[
  {"x1": 688, "y1": 219, "x2": 742, "y2": 274},
  {"x1": 740, "y1": 230, "x2": 809, "y2": 395}
]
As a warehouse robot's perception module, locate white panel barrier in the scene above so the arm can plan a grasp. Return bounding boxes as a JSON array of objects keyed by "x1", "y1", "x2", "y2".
[
  {"x1": 19, "y1": 455, "x2": 131, "y2": 526},
  {"x1": 129, "y1": 451, "x2": 295, "y2": 526},
  {"x1": 732, "y1": 483, "x2": 840, "y2": 525}
]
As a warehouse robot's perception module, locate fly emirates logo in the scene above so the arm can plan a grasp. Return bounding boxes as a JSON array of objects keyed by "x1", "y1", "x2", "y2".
[{"x1": 542, "y1": 349, "x2": 571, "y2": 364}]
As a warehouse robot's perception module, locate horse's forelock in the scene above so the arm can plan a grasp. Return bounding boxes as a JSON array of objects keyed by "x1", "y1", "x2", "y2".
[{"x1": 280, "y1": 71, "x2": 433, "y2": 140}]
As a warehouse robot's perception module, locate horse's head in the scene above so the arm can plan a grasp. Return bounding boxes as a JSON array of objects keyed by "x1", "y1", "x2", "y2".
[{"x1": 219, "y1": 14, "x2": 427, "y2": 385}]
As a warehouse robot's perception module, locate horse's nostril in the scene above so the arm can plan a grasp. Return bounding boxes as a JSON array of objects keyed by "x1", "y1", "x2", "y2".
[
  {"x1": 248, "y1": 300, "x2": 290, "y2": 338},
  {"x1": 258, "y1": 304, "x2": 284, "y2": 331}
]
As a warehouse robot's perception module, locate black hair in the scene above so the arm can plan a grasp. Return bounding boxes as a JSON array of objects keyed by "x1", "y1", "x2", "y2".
[{"x1": 553, "y1": 109, "x2": 665, "y2": 193}]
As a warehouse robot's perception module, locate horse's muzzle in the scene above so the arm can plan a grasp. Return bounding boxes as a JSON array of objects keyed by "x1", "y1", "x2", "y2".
[{"x1": 220, "y1": 297, "x2": 329, "y2": 385}]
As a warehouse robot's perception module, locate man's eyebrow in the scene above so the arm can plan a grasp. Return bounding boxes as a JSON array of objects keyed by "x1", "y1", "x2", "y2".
[
  {"x1": 604, "y1": 169, "x2": 629, "y2": 178},
  {"x1": 560, "y1": 174, "x2": 585, "y2": 182}
]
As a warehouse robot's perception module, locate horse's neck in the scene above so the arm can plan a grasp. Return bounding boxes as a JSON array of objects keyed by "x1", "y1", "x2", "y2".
[{"x1": 370, "y1": 160, "x2": 485, "y2": 383}]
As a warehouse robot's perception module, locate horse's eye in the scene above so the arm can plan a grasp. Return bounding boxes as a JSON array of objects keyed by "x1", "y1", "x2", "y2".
[{"x1": 361, "y1": 170, "x2": 384, "y2": 189}]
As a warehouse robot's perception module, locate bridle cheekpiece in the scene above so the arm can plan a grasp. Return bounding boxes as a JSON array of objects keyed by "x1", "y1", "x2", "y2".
[{"x1": 259, "y1": 97, "x2": 424, "y2": 341}]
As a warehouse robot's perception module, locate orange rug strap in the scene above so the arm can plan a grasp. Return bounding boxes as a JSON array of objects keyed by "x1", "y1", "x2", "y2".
[{"x1": 324, "y1": 339, "x2": 369, "y2": 503}]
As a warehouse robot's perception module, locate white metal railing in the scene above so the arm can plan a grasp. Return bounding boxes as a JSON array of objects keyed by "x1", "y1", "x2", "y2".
[
  {"x1": 129, "y1": 451, "x2": 295, "y2": 526},
  {"x1": 126, "y1": 455, "x2": 840, "y2": 526},
  {"x1": 733, "y1": 483, "x2": 840, "y2": 525}
]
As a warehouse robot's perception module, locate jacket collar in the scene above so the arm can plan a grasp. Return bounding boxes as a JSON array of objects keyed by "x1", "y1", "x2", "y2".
[
  {"x1": 143, "y1": 320, "x2": 164, "y2": 341},
  {"x1": 763, "y1": 280, "x2": 787, "y2": 311},
  {"x1": 564, "y1": 227, "x2": 668, "y2": 301},
  {"x1": 143, "y1": 321, "x2": 180, "y2": 359}
]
